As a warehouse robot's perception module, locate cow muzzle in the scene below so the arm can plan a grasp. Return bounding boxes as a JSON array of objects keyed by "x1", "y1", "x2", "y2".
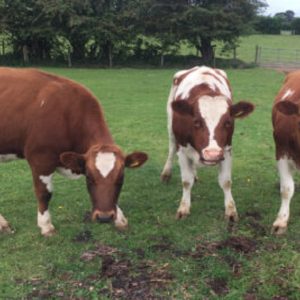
[
  {"x1": 92, "y1": 210, "x2": 116, "y2": 223},
  {"x1": 202, "y1": 148, "x2": 224, "y2": 165}
]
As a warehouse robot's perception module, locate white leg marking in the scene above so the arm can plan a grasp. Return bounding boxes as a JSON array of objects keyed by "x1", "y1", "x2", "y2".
[
  {"x1": 114, "y1": 206, "x2": 128, "y2": 230},
  {"x1": 56, "y1": 167, "x2": 82, "y2": 179},
  {"x1": 39, "y1": 174, "x2": 53, "y2": 193},
  {"x1": 0, "y1": 214, "x2": 10, "y2": 231},
  {"x1": 37, "y1": 210, "x2": 55, "y2": 236},
  {"x1": 96, "y1": 152, "x2": 116, "y2": 178},
  {"x1": 218, "y1": 149, "x2": 238, "y2": 221},
  {"x1": 273, "y1": 157, "x2": 295, "y2": 234},
  {"x1": 161, "y1": 84, "x2": 177, "y2": 182},
  {"x1": 176, "y1": 149, "x2": 195, "y2": 219}
]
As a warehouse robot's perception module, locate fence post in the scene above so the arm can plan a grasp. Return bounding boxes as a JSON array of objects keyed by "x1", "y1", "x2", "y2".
[{"x1": 255, "y1": 45, "x2": 259, "y2": 65}]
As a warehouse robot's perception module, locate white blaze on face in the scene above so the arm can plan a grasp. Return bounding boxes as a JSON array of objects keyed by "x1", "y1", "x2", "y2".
[
  {"x1": 175, "y1": 66, "x2": 232, "y2": 100},
  {"x1": 199, "y1": 96, "x2": 229, "y2": 149},
  {"x1": 96, "y1": 152, "x2": 116, "y2": 178},
  {"x1": 39, "y1": 174, "x2": 53, "y2": 192}
]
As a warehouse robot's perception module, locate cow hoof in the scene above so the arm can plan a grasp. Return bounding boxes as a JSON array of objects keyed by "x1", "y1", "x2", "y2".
[
  {"x1": 176, "y1": 210, "x2": 190, "y2": 220},
  {"x1": 225, "y1": 213, "x2": 239, "y2": 223},
  {"x1": 271, "y1": 225, "x2": 287, "y2": 235},
  {"x1": 42, "y1": 228, "x2": 56, "y2": 237},
  {"x1": 0, "y1": 224, "x2": 12, "y2": 234},
  {"x1": 160, "y1": 171, "x2": 171, "y2": 183}
]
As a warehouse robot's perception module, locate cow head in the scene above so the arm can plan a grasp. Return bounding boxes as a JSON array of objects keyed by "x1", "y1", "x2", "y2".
[
  {"x1": 60, "y1": 144, "x2": 148, "y2": 229},
  {"x1": 172, "y1": 96, "x2": 254, "y2": 165}
]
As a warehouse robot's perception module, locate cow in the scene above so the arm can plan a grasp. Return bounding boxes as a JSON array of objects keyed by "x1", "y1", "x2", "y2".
[
  {"x1": 161, "y1": 66, "x2": 254, "y2": 221},
  {"x1": 0, "y1": 68, "x2": 148, "y2": 236},
  {"x1": 272, "y1": 70, "x2": 300, "y2": 234}
]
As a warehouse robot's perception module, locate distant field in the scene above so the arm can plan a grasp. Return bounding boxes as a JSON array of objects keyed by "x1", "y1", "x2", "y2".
[
  {"x1": 2, "y1": 67, "x2": 300, "y2": 299},
  {"x1": 182, "y1": 34, "x2": 300, "y2": 64}
]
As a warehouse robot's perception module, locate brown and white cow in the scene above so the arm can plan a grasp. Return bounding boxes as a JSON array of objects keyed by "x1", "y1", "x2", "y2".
[
  {"x1": 272, "y1": 70, "x2": 300, "y2": 234},
  {"x1": 161, "y1": 66, "x2": 254, "y2": 220},
  {"x1": 0, "y1": 68, "x2": 148, "y2": 236}
]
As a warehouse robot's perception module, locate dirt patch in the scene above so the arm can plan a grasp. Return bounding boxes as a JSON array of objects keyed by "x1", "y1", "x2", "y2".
[
  {"x1": 80, "y1": 243, "x2": 118, "y2": 262},
  {"x1": 217, "y1": 236, "x2": 258, "y2": 254},
  {"x1": 191, "y1": 236, "x2": 258, "y2": 258},
  {"x1": 244, "y1": 293, "x2": 257, "y2": 300},
  {"x1": 206, "y1": 278, "x2": 229, "y2": 296},
  {"x1": 72, "y1": 229, "x2": 93, "y2": 243},
  {"x1": 99, "y1": 257, "x2": 173, "y2": 299},
  {"x1": 244, "y1": 210, "x2": 262, "y2": 221}
]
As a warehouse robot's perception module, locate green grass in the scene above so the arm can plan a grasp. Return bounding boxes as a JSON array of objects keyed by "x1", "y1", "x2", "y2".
[{"x1": 1, "y1": 67, "x2": 300, "y2": 299}]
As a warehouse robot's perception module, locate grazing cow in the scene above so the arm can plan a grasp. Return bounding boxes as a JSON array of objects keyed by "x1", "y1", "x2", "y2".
[
  {"x1": 0, "y1": 68, "x2": 148, "y2": 236},
  {"x1": 272, "y1": 70, "x2": 300, "y2": 234},
  {"x1": 161, "y1": 66, "x2": 254, "y2": 220}
]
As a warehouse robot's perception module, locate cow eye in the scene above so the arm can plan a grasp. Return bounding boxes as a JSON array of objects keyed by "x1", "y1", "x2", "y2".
[
  {"x1": 194, "y1": 119, "x2": 203, "y2": 129},
  {"x1": 224, "y1": 120, "x2": 232, "y2": 128}
]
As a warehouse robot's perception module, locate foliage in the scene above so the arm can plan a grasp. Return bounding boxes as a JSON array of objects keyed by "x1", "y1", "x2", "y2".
[{"x1": 0, "y1": 0, "x2": 266, "y2": 66}]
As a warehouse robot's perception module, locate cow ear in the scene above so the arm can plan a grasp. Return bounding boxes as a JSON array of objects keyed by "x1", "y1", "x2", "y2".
[
  {"x1": 125, "y1": 152, "x2": 148, "y2": 168},
  {"x1": 59, "y1": 152, "x2": 86, "y2": 174},
  {"x1": 172, "y1": 100, "x2": 194, "y2": 116},
  {"x1": 230, "y1": 101, "x2": 255, "y2": 119},
  {"x1": 275, "y1": 101, "x2": 299, "y2": 116}
]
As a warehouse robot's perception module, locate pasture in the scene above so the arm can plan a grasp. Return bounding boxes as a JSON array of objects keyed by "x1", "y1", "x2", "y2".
[{"x1": 1, "y1": 67, "x2": 300, "y2": 299}]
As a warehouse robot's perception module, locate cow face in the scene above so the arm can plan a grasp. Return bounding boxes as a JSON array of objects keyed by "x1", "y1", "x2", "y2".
[
  {"x1": 172, "y1": 96, "x2": 254, "y2": 165},
  {"x1": 60, "y1": 145, "x2": 148, "y2": 226}
]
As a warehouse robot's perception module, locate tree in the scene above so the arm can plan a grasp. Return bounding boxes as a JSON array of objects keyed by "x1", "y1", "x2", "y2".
[
  {"x1": 254, "y1": 16, "x2": 282, "y2": 34},
  {"x1": 292, "y1": 18, "x2": 300, "y2": 34},
  {"x1": 179, "y1": 0, "x2": 267, "y2": 64}
]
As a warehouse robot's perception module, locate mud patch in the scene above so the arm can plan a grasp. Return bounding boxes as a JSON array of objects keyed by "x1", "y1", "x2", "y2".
[
  {"x1": 206, "y1": 278, "x2": 229, "y2": 296},
  {"x1": 72, "y1": 229, "x2": 93, "y2": 243},
  {"x1": 99, "y1": 257, "x2": 173, "y2": 299},
  {"x1": 217, "y1": 236, "x2": 258, "y2": 254},
  {"x1": 80, "y1": 243, "x2": 118, "y2": 262}
]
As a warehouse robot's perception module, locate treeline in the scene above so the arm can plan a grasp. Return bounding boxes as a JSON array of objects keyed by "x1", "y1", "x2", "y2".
[
  {"x1": 0, "y1": 0, "x2": 266, "y2": 66},
  {"x1": 255, "y1": 10, "x2": 300, "y2": 34}
]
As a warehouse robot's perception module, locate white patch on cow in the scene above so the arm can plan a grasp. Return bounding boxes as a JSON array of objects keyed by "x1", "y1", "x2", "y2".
[
  {"x1": 96, "y1": 152, "x2": 116, "y2": 178},
  {"x1": 0, "y1": 154, "x2": 18, "y2": 162},
  {"x1": 114, "y1": 206, "x2": 128, "y2": 229},
  {"x1": 37, "y1": 210, "x2": 55, "y2": 236},
  {"x1": 176, "y1": 66, "x2": 231, "y2": 100},
  {"x1": 273, "y1": 156, "x2": 295, "y2": 230},
  {"x1": 0, "y1": 213, "x2": 9, "y2": 231},
  {"x1": 282, "y1": 88, "x2": 295, "y2": 100},
  {"x1": 40, "y1": 99, "x2": 45, "y2": 107},
  {"x1": 199, "y1": 95, "x2": 229, "y2": 149},
  {"x1": 56, "y1": 167, "x2": 82, "y2": 179},
  {"x1": 39, "y1": 174, "x2": 53, "y2": 192}
]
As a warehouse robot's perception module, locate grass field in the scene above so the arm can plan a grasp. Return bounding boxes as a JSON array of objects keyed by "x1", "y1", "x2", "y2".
[
  {"x1": 1, "y1": 67, "x2": 300, "y2": 299},
  {"x1": 182, "y1": 34, "x2": 300, "y2": 65}
]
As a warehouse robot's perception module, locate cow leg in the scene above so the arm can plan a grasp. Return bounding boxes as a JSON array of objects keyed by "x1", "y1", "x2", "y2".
[
  {"x1": 161, "y1": 132, "x2": 176, "y2": 182},
  {"x1": 218, "y1": 150, "x2": 238, "y2": 222},
  {"x1": 32, "y1": 171, "x2": 56, "y2": 237},
  {"x1": 0, "y1": 214, "x2": 10, "y2": 232},
  {"x1": 272, "y1": 157, "x2": 294, "y2": 235},
  {"x1": 176, "y1": 151, "x2": 195, "y2": 219}
]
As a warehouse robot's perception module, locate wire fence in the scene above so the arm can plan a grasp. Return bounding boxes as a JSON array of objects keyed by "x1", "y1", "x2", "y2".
[{"x1": 255, "y1": 46, "x2": 300, "y2": 69}]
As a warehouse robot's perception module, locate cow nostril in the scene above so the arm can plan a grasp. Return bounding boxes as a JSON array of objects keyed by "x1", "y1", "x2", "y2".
[{"x1": 96, "y1": 214, "x2": 113, "y2": 223}]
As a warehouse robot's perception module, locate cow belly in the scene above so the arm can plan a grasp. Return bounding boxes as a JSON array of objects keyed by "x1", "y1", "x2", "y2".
[{"x1": 0, "y1": 154, "x2": 18, "y2": 163}]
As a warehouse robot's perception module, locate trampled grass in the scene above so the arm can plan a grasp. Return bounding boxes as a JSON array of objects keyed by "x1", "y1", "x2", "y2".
[{"x1": 1, "y1": 67, "x2": 300, "y2": 299}]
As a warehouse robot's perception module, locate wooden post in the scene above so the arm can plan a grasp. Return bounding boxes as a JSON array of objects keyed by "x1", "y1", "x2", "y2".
[
  {"x1": 254, "y1": 45, "x2": 259, "y2": 65},
  {"x1": 2, "y1": 40, "x2": 4, "y2": 55},
  {"x1": 67, "y1": 49, "x2": 72, "y2": 68}
]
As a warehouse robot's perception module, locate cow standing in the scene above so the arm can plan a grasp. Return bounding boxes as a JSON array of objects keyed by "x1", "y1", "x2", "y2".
[
  {"x1": 0, "y1": 68, "x2": 148, "y2": 236},
  {"x1": 161, "y1": 66, "x2": 254, "y2": 220},
  {"x1": 272, "y1": 70, "x2": 300, "y2": 234}
]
